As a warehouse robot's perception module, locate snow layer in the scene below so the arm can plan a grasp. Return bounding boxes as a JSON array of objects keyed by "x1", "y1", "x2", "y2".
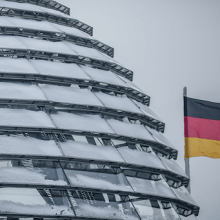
[
  {"x1": 0, "y1": 16, "x2": 15, "y2": 27},
  {"x1": 0, "y1": 57, "x2": 38, "y2": 74},
  {"x1": 80, "y1": 65, "x2": 128, "y2": 87},
  {"x1": 65, "y1": 42, "x2": 109, "y2": 61},
  {"x1": 78, "y1": 203, "x2": 139, "y2": 220},
  {"x1": 127, "y1": 177, "x2": 176, "y2": 198},
  {"x1": 0, "y1": 167, "x2": 67, "y2": 186},
  {"x1": 133, "y1": 100, "x2": 161, "y2": 120},
  {"x1": 180, "y1": 214, "x2": 198, "y2": 220},
  {"x1": 18, "y1": 36, "x2": 76, "y2": 55},
  {"x1": 51, "y1": 112, "x2": 114, "y2": 134},
  {"x1": 95, "y1": 92, "x2": 142, "y2": 114},
  {"x1": 30, "y1": 59, "x2": 91, "y2": 79},
  {"x1": 147, "y1": 127, "x2": 175, "y2": 149},
  {"x1": 60, "y1": 140, "x2": 124, "y2": 162},
  {"x1": 118, "y1": 148, "x2": 166, "y2": 170},
  {"x1": 0, "y1": 108, "x2": 55, "y2": 128},
  {"x1": 66, "y1": 172, "x2": 133, "y2": 192},
  {"x1": 3, "y1": 16, "x2": 58, "y2": 32},
  {"x1": 172, "y1": 186, "x2": 197, "y2": 206},
  {"x1": 0, "y1": 136, "x2": 62, "y2": 156},
  {"x1": 0, "y1": 82, "x2": 47, "y2": 100},
  {"x1": 42, "y1": 85, "x2": 103, "y2": 106},
  {"x1": 0, "y1": 36, "x2": 27, "y2": 50},
  {"x1": 0, "y1": 0, "x2": 44, "y2": 12},
  {"x1": 160, "y1": 156, "x2": 188, "y2": 178},
  {"x1": 0, "y1": 200, "x2": 74, "y2": 216},
  {"x1": 107, "y1": 119, "x2": 155, "y2": 141}
]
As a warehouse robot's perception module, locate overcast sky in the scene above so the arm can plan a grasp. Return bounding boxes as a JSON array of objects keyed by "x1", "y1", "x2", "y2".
[{"x1": 57, "y1": 1, "x2": 220, "y2": 219}]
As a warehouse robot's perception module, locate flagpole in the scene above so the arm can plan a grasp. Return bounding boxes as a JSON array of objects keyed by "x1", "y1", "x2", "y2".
[{"x1": 184, "y1": 87, "x2": 191, "y2": 193}]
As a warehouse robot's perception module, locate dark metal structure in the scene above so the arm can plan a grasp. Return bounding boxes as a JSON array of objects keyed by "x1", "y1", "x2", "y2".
[{"x1": 0, "y1": 1, "x2": 199, "y2": 220}]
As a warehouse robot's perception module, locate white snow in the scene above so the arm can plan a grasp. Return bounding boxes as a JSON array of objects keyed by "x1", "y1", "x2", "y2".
[
  {"x1": 42, "y1": 85, "x2": 103, "y2": 106},
  {"x1": 3, "y1": 16, "x2": 58, "y2": 33},
  {"x1": 78, "y1": 203, "x2": 139, "y2": 220},
  {"x1": 179, "y1": 214, "x2": 198, "y2": 220},
  {"x1": 118, "y1": 148, "x2": 166, "y2": 170},
  {"x1": 107, "y1": 119, "x2": 155, "y2": 141},
  {"x1": 65, "y1": 42, "x2": 109, "y2": 61},
  {"x1": 30, "y1": 59, "x2": 91, "y2": 79},
  {"x1": 0, "y1": 108, "x2": 55, "y2": 128},
  {"x1": 127, "y1": 177, "x2": 176, "y2": 199},
  {"x1": 0, "y1": 16, "x2": 15, "y2": 27},
  {"x1": 0, "y1": 167, "x2": 67, "y2": 186},
  {"x1": 0, "y1": 1, "x2": 44, "y2": 12},
  {"x1": 160, "y1": 156, "x2": 188, "y2": 178},
  {"x1": 0, "y1": 57, "x2": 38, "y2": 74},
  {"x1": 0, "y1": 136, "x2": 62, "y2": 156},
  {"x1": 18, "y1": 36, "x2": 76, "y2": 55},
  {"x1": 80, "y1": 65, "x2": 128, "y2": 87},
  {"x1": 95, "y1": 92, "x2": 143, "y2": 114},
  {"x1": 67, "y1": 172, "x2": 133, "y2": 192},
  {"x1": 0, "y1": 200, "x2": 74, "y2": 216},
  {"x1": 0, "y1": 82, "x2": 47, "y2": 100},
  {"x1": 0, "y1": 36, "x2": 27, "y2": 50},
  {"x1": 51, "y1": 112, "x2": 114, "y2": 134},
  {"x1": 60, "y1": 140, "x2": 124, "y2": 162}
]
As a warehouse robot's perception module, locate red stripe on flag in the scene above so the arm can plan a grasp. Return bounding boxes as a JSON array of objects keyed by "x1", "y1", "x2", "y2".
[{"x1": 184, "y1": 116, "x2": 220, "y2": 141}]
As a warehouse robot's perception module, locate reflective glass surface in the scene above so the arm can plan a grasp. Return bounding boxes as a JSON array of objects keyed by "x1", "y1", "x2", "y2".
[
  {"x1": 69, "y1": 190, "x2": 140, "y2": 220},
  {"x1": 0, "y1": 188, "x2": 74, "y2": 216},
  {"x1": 64, "y1": 167, "x2": 133, "y2": 192},
  {"x1": 0, "y1": 159, "x2": 68, "y2": 186},
  {"x1": 132, "y1": 199, "x2": 180, "y2": 220}
]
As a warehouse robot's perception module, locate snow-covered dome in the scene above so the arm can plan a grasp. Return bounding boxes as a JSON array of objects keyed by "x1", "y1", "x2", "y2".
[{"x1": 0, "y1": 0, "x2": 199, "y2": 219}]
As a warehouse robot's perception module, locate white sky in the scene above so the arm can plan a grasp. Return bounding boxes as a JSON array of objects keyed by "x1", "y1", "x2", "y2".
[{"x1": 57, "y1": 1, "x2": 220, "y2": 219}]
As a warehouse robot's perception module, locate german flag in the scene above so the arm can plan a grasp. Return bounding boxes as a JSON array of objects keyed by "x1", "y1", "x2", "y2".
[{"x1": 184, "y1": 97, "x2": 220, "y2": 158}]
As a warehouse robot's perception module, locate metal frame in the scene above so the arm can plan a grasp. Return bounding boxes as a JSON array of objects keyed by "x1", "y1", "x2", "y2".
[
  {"x1": 0, "y1": 48, "x2": 133, "y2": 80},
  {"x1": 0, "y1": 4, "x2": 93, "y2": 36},
  {"x1": 0, "y1": 25, "x2": 114, "y2": 57},
  {"x1": 0, "y1": 97, "x2": 163, "y2": 132},
  {"x1": 6, "y1": 0, "x2": 71, "y2": 15},
  {"x1": 0, "y1": 73, "x2": 150, "y2": 106},
  {"x1": 0, "y1": 184, "x2": 199, "y2": 216}
]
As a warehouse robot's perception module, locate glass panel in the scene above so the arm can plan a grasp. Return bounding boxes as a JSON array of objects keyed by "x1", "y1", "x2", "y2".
[
  {"x1": 179, "y1": 214, "x2": 198, "y2": 220},
  {"x1": 0, "y1": 188, "x2": 74, "y2": 216},
  {"x1": 118, "y1": 148, "x2": 166, "y2": 170},
  {"x1": 0, "y1": 159, "x2": 68, "y2": 186},
  {"x1": 95, "y1": 92, "x2": 142, "y2": 114},
  {"x1": 160, "y1": 157, "x2": 188, "y2": 178},
  {"x1": 172, "y1": 186, "x2": 197, "y2": 206},
  {"x1": 65, "y1": 43, "x2": 109, "y2": 61},
  {"x1": 0, "y1": 135, "x2": 62, "y2": 157},
  {"x1": 5, "y1": 16, "x2": 59, "y2": 32},
  {"x1": 127, "y1": 177, "x2": 176, "y2": 199},
  {"x1": 60, "y1": 140, "x2": 124, "y2": 163},
  {"x1": 18, "y1": 36, "x2": 76, "y2": 55},
  {"x1": 0, "y1": 108, "x2": 55, "y2": 128},
  {"x1": 51, "y1": 112, "x2": 114, "y2": 133},
  {"x1": 64, "y1": 169, "x2": 133, "y2": 192},
  {"x1": 132, "y1": 200, "x2": 180, "y2": 220},
  {"x1": 147, "y1": 127, "x2": 175, "y2": 149},
  {"x1": 30, "y1": 59, "x2": 91, "y2": 79},
  {"x1": 42, "y1": 85, "x2": 103, "y2": 106},
  {"x1": 0, "y1": 36, "x2": 27, "y2": 50},
  {"x1": 0, "y1": 57, "x2": 38, "y2": 74},
  {"x1": 80, "y1": 65, "x2": 127, "y2": 87},
  {"x1": 0, "y1": 82, "x2": 47, "y2": 100},
  {"x1": 69, "y1": 190, "x2": 140, "y2": 220},
  {"x1": 107, "y1": 119, "x2": 155, "y2": 141},
  {"x1": 133, "y1": 100, "x2": 161, "y2": 120}
]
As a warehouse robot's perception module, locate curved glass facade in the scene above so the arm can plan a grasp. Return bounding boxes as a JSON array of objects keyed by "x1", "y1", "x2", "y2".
[{"x1": 0, "y1": 0, "x2": 199, "y2": 219}]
